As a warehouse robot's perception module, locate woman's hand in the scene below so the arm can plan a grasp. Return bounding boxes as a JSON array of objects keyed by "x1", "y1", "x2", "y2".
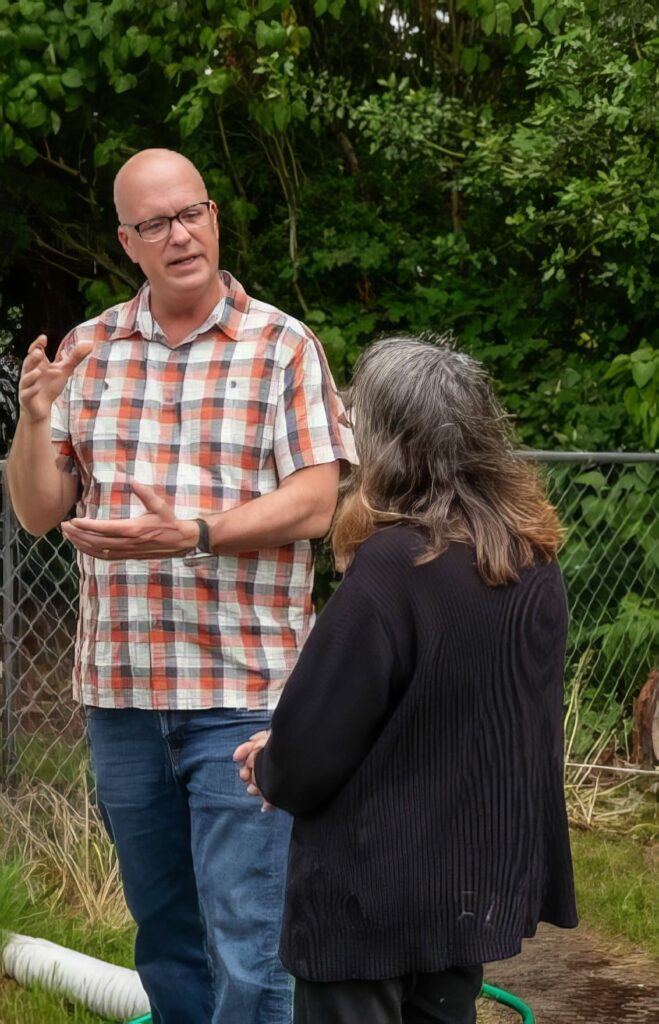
[{"x1": 233, "y1": 730, "x2": 274, "y2": 811}]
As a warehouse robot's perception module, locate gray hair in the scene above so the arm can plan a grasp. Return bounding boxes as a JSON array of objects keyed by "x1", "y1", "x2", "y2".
[
  {"x1": 350, "y1": 334, "x2": 512, "y2": 504},
  {"x1": 333, "y1": 335, "x2": 561, "y2": 584}
]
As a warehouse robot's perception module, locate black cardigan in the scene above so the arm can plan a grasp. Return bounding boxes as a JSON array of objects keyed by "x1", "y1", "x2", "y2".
[{"x1": 256, "y1": 525, "x2": 578, "y2": 982}]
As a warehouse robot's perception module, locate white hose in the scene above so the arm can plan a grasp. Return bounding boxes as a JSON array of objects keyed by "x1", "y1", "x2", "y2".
[{"x1": 1, "y1": 932, "x2": 150, "y2": 1021}]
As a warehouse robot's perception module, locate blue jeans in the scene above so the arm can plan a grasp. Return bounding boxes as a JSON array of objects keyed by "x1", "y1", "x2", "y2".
[{"x1": 85, "y1": 707, "x2": 293, "y2": 1024}]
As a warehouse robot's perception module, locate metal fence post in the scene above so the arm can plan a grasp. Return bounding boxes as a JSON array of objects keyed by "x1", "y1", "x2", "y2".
[{"x1": 1, "y1": 465, "x2": 18, "y2": 784}]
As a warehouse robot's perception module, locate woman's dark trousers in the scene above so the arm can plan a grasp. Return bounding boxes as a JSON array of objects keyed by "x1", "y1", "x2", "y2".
[{"x1": 293, "y1": 965, "x2": 484, "y2": 1024}]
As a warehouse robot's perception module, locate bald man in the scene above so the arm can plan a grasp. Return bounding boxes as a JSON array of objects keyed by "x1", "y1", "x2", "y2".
[{"x1": 7, "y1": 148, "x2": 355, "y2": 1024}]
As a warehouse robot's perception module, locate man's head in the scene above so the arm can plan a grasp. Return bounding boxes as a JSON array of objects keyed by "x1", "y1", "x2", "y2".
[{"x1": 115, "y1": 149, "x2": 220, "y2": 308}]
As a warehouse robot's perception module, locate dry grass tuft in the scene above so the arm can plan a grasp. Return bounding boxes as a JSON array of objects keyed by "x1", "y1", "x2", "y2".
[
  {"x1": 0, "y1": 772, "x2": 130, "y2": 931},
  {"x1": 565, "y1": 771, "x2": 657, "y2": 835},
  {"x1": 564, "y1": 657, "x2": 658, "y2": 835}
]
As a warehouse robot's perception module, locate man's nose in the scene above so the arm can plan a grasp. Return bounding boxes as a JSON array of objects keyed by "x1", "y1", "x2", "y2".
[{"x1": 169, "y1": 216, "x2": 193, "y2": 243}]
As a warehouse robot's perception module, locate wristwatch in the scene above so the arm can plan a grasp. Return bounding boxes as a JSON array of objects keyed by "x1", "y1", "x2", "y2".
[{"x1": 183, "y1": 518, "x2": 216, "y2": 566}]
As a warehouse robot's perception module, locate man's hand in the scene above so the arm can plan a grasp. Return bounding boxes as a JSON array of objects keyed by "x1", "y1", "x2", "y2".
[
  {"x1": 61, "y1": 479, "x2": 200, "y2": 560},
  {"x1": 233, "y1": 730, "x2": 274, "y2": 811},
  {"x1": 19, "y1": 334, "x2": 93, "y2": 425}
]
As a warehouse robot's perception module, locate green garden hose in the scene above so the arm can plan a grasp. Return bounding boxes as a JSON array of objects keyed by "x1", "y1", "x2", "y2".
[
  {"x1": 482, "y1": 982, "x2": 535, "y2": 1022},
  {"x1": 125, "y1": 984, "x2": 534, "y2": 1023}
]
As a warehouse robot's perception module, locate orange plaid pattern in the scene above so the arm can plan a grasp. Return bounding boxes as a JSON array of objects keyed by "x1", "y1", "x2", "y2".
[{"x1": 51, "y1": 272, "x2": 356, "y2": 709}]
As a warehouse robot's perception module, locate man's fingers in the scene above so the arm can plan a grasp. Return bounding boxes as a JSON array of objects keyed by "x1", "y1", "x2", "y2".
[
  {"x1": 20, "y1": 363, "x2": 53, "y2": 388},
  {"x1": 63, "y1": 512, "x2": 161, "y2": 540},
  {"x1": 21, "y1": 350, "x2": 46, "y2": 377},
  {"x1": 27, "y1": 334, "x2": 48, "y2": 355},
  {"x1": 129, "y1": 479, "x2": 169, "y2": 516},
  {"x1": 19, "y1": 379, "x2": 46, "y2": 399},
  {"x1": 64, "y1": 339, "x2": 94, "y2": 370},
  {"x1": 63, "y1": 519, "x2": 138, "y2": 539},
  {"x1": 23, "y1": 336, "x2": 92, "y2": 383}
]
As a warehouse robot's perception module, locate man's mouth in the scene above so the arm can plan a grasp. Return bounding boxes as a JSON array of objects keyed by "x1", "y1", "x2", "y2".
[{"x1": 168, "y1": 254, "x2": 200, "y2": 267}]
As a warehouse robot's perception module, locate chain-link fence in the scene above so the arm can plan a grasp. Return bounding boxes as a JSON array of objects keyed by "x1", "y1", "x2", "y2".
[{"x1": 1, "y1": 453, "x2": 657, "y2": 802}]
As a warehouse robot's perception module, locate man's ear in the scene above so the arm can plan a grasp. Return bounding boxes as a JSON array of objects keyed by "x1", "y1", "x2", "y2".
[{"x1": 117, "y1": 225, "x2": 139, "y2": 264}]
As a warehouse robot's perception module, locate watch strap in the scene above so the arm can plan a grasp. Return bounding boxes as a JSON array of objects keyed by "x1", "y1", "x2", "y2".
[{"x1": 195, "y1": 517, "x2": 212, "y2": 553}]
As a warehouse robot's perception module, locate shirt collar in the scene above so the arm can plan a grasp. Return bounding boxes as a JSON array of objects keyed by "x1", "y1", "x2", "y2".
[{"x1": 104, "y1": 271, "x2": 251, "y2": 345}]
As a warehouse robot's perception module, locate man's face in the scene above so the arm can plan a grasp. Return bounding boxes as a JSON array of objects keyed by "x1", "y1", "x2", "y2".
[{"x1": 116, "y1": 161, "x2": 220, "y2": 305}]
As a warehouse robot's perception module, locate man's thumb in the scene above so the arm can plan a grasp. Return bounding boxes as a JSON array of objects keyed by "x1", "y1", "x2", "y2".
[{"x1": 65, "y1": 340, "x2": 94, "y2": 370}]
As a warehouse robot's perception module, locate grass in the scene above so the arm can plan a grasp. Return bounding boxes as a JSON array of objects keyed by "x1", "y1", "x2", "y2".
[
  {"x1": 0, "y1": 979, "x2": 117, "y2": 1024},
  {"x1": 14, "y1": 733, "x2": 88, "y2": 792},
  {"x1": 571, "y1": 827, "x2": 659, "y2": 957}
]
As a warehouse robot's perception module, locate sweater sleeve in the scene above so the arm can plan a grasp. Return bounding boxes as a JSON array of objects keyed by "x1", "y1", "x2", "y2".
[{"x1": 254, "y1": 568, "x2": 403, "y2": 815}]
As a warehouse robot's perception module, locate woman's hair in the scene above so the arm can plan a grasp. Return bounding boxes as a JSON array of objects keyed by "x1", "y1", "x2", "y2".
[{"x1": 331, "y1": 335, "x2": 562, "y2": 585}]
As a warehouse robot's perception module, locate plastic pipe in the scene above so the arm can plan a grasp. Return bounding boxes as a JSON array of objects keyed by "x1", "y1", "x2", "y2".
[
  {"x1": 1, "y1": 932, "x2": 150, "y2": 1021},
  {"x1": 482, "y1": 982, "x2": 535, "y2": 1022}
]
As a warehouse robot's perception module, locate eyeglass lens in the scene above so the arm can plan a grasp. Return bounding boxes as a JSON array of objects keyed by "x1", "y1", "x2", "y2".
[{"x1": 138, "y1": 203, "x2": 211, "y2": 241}]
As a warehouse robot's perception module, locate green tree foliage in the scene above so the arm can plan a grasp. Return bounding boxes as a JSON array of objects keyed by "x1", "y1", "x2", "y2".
[{"x1": 0, "y1": 0, "x2": 657, "y2": 451}]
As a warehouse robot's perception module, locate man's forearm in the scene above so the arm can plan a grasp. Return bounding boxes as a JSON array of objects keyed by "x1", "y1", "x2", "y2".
[
  {"x1": 59, "y1": 462, "x2": 341, "y2": 561},
  {"x1": 207, "y1": 462, "x2": 340, "y2": 554},
  {"x1": 6, "y1": 417, "x2": 78, "y2": 535}
]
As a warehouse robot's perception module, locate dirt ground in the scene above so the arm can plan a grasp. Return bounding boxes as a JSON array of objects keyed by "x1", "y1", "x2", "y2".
[{"x1": 478, "y1": 922, "x2": 659, "y2": 1022}]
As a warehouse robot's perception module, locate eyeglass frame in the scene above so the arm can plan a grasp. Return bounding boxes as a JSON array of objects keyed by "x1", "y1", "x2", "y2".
[{"x1": 120, "y1": 200, "x2": 215, "y2": 243}]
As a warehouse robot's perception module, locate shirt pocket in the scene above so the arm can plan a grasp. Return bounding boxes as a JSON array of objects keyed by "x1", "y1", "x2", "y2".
[
  {"x1": 70, "y1": 376, "x2": 143, "y2": 468},
  {"x1": 182, "y1": 367, "x2": 278, "y2": 487}
]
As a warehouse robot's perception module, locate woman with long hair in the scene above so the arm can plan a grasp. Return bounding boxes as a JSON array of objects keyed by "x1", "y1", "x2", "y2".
[{"x1": 235, "y1": 336, "x2": 577, "y2": 1024}]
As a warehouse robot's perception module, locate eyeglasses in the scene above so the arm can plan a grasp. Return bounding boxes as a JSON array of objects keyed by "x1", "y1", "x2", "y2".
[{"x1": 122, "y1": 201, "x2": 213, "y2": 243}]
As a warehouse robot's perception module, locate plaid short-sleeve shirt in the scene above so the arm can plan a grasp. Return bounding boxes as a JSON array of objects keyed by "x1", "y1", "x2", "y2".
[{"x1": 51, "y1": 271, "x2": 356, "y2": 710}]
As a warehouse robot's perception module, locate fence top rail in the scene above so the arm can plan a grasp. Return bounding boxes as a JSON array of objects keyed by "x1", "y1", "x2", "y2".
[
  {"x1": 515, "y1": 451, "x2": 659, "y2": 463},
  {"x1": 0, "y1": 452, "x2": 658, "y2": 474}
]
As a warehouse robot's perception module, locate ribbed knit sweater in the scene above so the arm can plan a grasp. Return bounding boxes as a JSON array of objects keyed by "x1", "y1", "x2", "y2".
[{"x1": 255, "y1": 525, "x2": 578, "y2": 982}]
